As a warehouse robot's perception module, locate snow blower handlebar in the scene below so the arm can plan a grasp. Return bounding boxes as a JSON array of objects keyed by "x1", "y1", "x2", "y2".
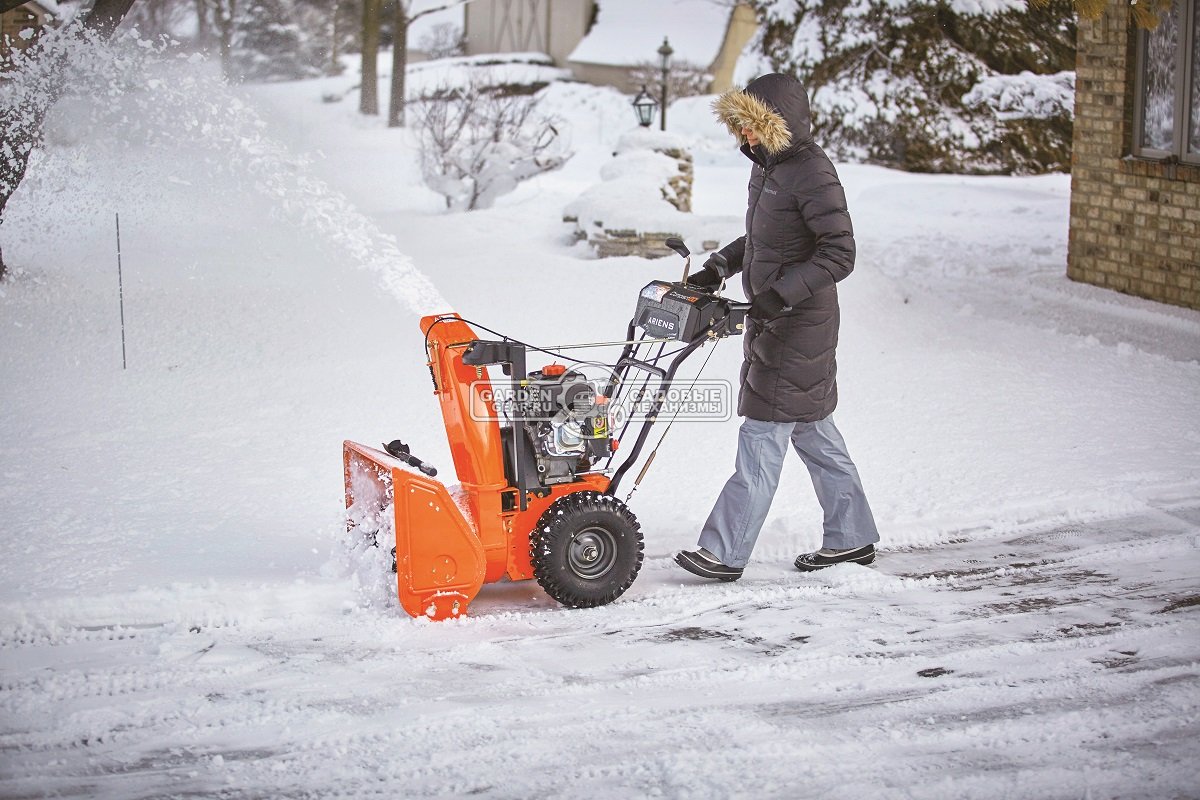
[
  {"x1": 603, "y1": 239, "x2": 750, "y2": 495},
  {"x1": 604, "y1": 329, "x2": 709, "y2": 495}
]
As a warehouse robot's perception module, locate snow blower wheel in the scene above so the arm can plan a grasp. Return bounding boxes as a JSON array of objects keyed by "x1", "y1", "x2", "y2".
[{"x1": 531, "y1": 491, "x2": 643, "y2": 609}]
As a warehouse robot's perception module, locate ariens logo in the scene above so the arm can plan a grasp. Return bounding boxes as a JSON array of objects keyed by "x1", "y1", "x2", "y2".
[{"x1": 648, "y1": 316, "x2": 676, "y2": 331}]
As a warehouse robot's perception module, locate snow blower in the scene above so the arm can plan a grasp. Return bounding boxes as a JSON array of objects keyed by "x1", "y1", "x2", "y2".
[{"x1": 343, "y1": 239, "x2": 749, "y2": 620}]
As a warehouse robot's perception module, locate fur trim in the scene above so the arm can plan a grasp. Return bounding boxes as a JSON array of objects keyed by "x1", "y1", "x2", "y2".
[{"x1": 712, "y1": 88, "x2": 792, "y2": 154}]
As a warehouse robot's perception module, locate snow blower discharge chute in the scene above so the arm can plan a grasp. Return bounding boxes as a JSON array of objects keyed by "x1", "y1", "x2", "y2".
[{"x1": 343, "y1": 239, "x2": 750, "y2": 620}]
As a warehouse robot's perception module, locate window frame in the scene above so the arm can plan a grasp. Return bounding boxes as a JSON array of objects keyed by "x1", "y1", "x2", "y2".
[{"x1": 1132, "y1": 0, "x2": 1200, "y2": 166}]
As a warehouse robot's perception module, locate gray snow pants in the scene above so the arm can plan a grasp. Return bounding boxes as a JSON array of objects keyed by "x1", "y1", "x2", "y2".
[{"x1": 698, "y1": 416, "x2": 880, "y2": 568}]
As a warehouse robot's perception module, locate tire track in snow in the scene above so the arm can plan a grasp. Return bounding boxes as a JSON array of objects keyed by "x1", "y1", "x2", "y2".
[{"x1": 2, "y1": 506, "x2": 1198, "y2": 799}]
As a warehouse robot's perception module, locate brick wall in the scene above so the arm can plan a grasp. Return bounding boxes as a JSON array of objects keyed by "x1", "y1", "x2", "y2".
[{"x1": 1067, "y1": 3, "x2": 1200, "y2": 310}]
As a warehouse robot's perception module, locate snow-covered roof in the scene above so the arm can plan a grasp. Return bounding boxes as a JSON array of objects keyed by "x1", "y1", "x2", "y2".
[{"x1": 567, "y1": 0, "x2": 733, "y2": 68}]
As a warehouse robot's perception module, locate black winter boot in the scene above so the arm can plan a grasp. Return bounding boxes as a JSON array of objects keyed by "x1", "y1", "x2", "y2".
[
  {"x1": 794, "y1": 544, "x2": 876, "y2": 572},
  {"x1": 676, "y1": 548, "x2": 743, "y2": 582}
]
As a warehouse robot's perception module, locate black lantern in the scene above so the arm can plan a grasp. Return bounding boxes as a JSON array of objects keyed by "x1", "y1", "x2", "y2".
[
  {"x1": 657, "y1": 36, "x2": 673, "y2": 132},
  {"x1": 632, "y1": 85, "x2": 658, "y2": 127}
]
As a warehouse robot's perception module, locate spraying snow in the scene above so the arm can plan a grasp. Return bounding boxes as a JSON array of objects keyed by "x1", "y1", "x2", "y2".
[{"x1": 3, "y1": 25, "x2": 446, "y2": 315}]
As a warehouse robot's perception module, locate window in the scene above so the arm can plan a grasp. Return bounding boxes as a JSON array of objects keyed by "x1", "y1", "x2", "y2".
[{"x1": 1133, "y1": 0, "x2": 1200, "y2": 165}]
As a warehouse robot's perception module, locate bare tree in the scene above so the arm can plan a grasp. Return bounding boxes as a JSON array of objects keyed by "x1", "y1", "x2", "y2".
[
  {"x1": 194, "y1": 0, "x2": 212, "y2": 50},
  {"x1": 418, "y1": 21, "x2": 464, "y2": 60},
  {"x1": 388, "y1": 0, "x2": 473, "y2": 128},
  {"x1": 411, "y1": 81, "x2": 570, "y2": 210},
  {"x1": 199, "y1": 0, "x2": 237, "y2": 78},
  {"x1": 0, "y1": 0, "x2": 139, "y2": 282},
  {"x1": 301, "y1": 0, "x2": 357, "y2": 77},
  {"x1": 326, "y1": 0, "x2": 346, "y2": 75}
]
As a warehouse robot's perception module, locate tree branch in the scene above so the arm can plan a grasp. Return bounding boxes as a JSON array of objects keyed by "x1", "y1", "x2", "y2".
[{"x1": 410, "y1": 0, "x2": 474, "y2": 25}]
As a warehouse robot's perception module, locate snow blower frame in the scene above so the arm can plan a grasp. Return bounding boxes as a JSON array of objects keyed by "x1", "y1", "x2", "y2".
[{"x1": 343, "y1": 239, "x2": 749, "y2": 620}]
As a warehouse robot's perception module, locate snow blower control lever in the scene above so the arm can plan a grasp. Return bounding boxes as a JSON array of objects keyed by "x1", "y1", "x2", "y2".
[
  {"x1": 383, "y1": 440, "x2": 437, "y2": 477},
  {"x1": 342, "y1": 238, "x2": 750, "y2": 621}
]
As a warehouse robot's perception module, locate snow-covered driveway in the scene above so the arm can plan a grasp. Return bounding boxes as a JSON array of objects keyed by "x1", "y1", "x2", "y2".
[{"x1": 3, "y1": 501, "x2": 1197, "y2": 798}]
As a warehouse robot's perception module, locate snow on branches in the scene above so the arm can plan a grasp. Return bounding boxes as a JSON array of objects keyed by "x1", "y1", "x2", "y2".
[
  {"x1": 746, "y1": 0, "x2": 1078, "y2": 173},
  {"x1": 411, "y1": 82, "x2": 571, "y2": 211}
]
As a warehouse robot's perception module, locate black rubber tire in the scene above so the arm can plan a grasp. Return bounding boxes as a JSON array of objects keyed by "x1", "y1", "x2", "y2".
[{"x1": 530, "y1": 491, "x2": 643, "y2": 609}]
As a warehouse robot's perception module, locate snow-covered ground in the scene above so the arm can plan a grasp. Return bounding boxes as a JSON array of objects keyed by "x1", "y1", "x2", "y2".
[{"x1": 2, "y1": 50, "x2": 1198, "y2": 799}]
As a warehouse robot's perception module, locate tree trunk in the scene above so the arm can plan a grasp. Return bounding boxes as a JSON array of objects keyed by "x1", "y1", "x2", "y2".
[
  {"x1": 194, "y1": 0, "x2": 211, "y2": 52},
  {"x1": 360, "y1": 0, "x2": 381, "y2": 115},
  {"x1": 329, "y1": 0, "x2": 341, "y2": 76},
  {"x1": 216, "y1": 0, "x2": 236, "y2": 80},
  {"x1": 388, "y1": 8, "x2": 409, "y2": 128}
]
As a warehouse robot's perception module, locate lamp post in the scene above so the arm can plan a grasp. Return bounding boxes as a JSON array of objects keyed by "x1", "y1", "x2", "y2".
[
  {"x1": 657, "y1": 36, "x2": 673, "y2": 132},
  {"x1": 632, "y1": 85, "x2": 658, "y2": 128}
]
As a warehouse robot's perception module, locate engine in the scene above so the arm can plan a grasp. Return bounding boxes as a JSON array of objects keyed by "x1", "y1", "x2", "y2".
[{"x1": 515, "y1": 364, "x2": 614, "y2": 486}]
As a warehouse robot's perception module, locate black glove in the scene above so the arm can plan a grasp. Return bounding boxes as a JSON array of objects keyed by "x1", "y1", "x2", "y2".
[
  {"x1": 686, "y1": 265, "x2": 722, "y2": 290},
  {"x1": 686, "y1": 253, "x2": 731, "y2": 291},
  {"x1": 749, "y1": 288, "x2": 787, "y2": 321}
]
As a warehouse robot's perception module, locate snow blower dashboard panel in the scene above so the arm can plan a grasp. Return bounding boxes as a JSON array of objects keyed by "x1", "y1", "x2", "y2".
[{"x1": 634, "y1": 281, "x2": 744, "y2": 342}]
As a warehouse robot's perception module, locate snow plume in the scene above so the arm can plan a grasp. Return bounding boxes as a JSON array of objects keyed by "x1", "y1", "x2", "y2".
[{"x1": 0, "y1": 22, "x2": 447, "y2": 314}]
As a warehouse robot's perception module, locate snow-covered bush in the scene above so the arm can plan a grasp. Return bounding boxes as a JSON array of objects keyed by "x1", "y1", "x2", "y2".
[
  {"x1": 746, "y1": 0, "x2": 1077, "y2": 173},
  {"x1": 411, "y1": 82, "x2": 571, "y2": 212}
]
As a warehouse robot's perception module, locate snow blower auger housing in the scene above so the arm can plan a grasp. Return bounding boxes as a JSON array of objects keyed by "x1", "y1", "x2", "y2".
[{"x1": 343, "y1": 238, "x2": 749, "y2": 620}]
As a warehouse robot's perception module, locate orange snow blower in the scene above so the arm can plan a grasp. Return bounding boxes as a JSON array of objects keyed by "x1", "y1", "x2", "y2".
[{"x1": 343, "y1": 239, "x2": 748, "y2": 620}]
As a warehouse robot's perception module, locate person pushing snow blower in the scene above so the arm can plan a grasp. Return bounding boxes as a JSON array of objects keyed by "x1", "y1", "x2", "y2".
[{"x1": 675, "y1": 73, "x2": 881, "y2": 582}]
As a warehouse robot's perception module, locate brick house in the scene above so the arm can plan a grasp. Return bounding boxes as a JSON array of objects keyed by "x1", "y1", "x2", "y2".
[
  {"x1": 1, "y1": 0, "x2": 57, "y2": 64},
  {"x1": 1068, "y1": 0, "x2": 1200, "y2": 310}
]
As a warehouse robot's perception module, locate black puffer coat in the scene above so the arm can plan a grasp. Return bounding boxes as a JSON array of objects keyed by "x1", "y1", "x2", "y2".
[{"x1": 712, "y1": 73, "x2": 856, "y2": 423}]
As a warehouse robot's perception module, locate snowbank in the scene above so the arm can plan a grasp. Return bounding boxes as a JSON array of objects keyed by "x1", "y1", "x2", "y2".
[{"x1": 406, "y1": 52, "x2": 570, "y2": 97}]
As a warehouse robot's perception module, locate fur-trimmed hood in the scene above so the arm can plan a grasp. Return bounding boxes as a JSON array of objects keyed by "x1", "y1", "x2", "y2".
[{"x1": 713, "y1": 73, "x2": 813, "y2": 158}]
